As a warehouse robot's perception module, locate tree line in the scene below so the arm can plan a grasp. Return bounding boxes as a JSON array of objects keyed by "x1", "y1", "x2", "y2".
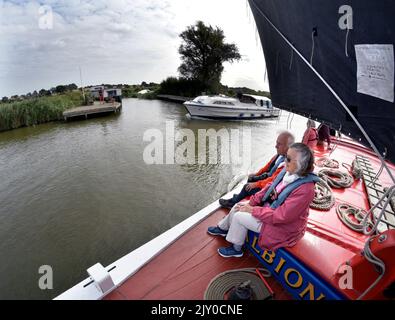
[{"x1": 2, "y1": 83, "x2": 79, "y2": 103}]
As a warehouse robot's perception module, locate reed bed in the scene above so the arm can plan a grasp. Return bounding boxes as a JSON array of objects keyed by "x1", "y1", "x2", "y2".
[{"x1": 0, "y1": 91, "x2": 84, "y2": 131}]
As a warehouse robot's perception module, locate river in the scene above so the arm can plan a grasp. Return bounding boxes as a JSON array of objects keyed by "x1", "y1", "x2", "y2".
[{"x1": 0, "y1": 98, "x2": 308, "y2": 299}]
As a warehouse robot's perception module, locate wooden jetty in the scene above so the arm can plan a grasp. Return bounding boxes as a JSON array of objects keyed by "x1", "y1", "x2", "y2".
[{"x1": 63, "y1": 102, "x2": 122, "y2": 121}]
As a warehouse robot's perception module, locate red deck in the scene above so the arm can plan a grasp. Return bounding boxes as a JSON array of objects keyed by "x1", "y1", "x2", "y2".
[
  {"x1": 105, "y1": 137, "x2": 395, "y2": 300},
  {"x1": 105, "y1": 208, "x2": 291, "y2": 300}
]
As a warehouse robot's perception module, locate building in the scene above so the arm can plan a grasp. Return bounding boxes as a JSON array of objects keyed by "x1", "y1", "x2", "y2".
[{"x1": 88, "y1": 86, "x2": 122, "y2": 102}]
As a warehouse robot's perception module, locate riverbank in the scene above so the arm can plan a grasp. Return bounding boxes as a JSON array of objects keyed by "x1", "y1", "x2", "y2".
[{"x1": 0, "y1": 91, "x2": 85, "y2": 131}]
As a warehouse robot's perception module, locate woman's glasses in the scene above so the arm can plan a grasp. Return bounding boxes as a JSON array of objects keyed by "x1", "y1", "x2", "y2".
[{"x1": 285, "y1": 155, "x2": 292, "y2": 163}]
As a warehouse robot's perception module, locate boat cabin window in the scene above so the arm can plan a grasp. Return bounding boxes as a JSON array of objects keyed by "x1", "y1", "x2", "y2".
[
  {"x1": 213, "y1": 101, "x2": 234, "y2": 106},
  {"x1": 260, "y1": 100, "x2": 272, "y2": 108},
  {"x1": 239, "y1": 95, "x2": 256, "y2": 104}
]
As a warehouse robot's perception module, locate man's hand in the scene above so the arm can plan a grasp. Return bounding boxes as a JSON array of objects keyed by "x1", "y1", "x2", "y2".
[
  {"x1": 245, "y1": 182, "x2": 258, "y2": 192},
  {"x1": 248, "y1": 173, "x2": 268, "y2": 183}
]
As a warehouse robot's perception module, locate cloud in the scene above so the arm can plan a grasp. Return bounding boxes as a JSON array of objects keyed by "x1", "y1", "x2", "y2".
[{"x1": 0, "y1": 0, "x2": 269, "y2": 97}]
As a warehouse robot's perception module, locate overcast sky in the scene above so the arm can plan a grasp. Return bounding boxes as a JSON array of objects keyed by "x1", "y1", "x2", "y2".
[{"x1": 0, "y1": 0, "x2": 269, "y2": 97}]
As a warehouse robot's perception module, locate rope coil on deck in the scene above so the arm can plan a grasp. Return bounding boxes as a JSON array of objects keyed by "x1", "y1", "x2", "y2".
[
  {"x1": 336, "y1": 203, "x2": 375, "y2": 233},
  {"x1": 318, "y1": 169, "x2": 354, "y2": 188},
  {"x1": 204, "y1": 268, "x2": 272, "y2": 300},
  {"x1": 345, "y1": 158, "x2": 363, "y2": 180},
  {"x1": 316, "y1": 157, "x2": 339, "y2": 169},
  {"x1": 310, "y1": 178, "x2": 335, "y2": 211}
]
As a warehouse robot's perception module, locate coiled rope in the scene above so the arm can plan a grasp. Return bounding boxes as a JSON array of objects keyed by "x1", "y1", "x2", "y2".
[
  {"x1": 342, "y1": 160, "x2": 363, "y2": 180},
  {"x1": 318, "y1": 169, "x2": 354, "y2": 188},
  {"x1": 336, "y1": 203, "x2": 375, "y2": 233},
  {"x1": 204, "y1": 268, "x2": 271, "y2": 300},
  {"x1": 316, "y1": 157, "x2": 339, "y2": 169},
  {"x1": 310, "y1": 178, "x2": 335, "y2": 211}
]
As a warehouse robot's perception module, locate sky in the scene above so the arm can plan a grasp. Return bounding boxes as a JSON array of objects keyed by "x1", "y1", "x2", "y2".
[{"x1": 0, "y1": 0, "x2": 269, "y2": 97}]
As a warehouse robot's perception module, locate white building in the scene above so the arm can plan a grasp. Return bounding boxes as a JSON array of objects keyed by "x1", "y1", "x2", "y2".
[{"x1": 89, "y1": 86, "x2": 122, "y2": 100}]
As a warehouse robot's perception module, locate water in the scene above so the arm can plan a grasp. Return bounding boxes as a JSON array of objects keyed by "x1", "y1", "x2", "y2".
[{"x1": 0, "y1": 98, "x2": 308, "y2": 299}]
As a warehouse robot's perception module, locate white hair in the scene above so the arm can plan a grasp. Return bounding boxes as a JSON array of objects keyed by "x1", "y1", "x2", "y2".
[
  {"x1": 278, "y1": 130, "x2": 295, "y2": 146},
  {"x1": 307, "y1": 119, "x2": 316, "y2": 128}
]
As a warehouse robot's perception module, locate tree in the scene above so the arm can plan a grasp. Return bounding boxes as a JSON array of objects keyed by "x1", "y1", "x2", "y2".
[
  {"x1": 55, "y1": 85, "x2": 67, "y2": 94},
  {"x1": 67, "y1": 83, "x2": 78, "y2": 91},
  {"x1": 2, "y1": 96, "x2": 9, "y2": 103},
  {"x1": 178, "y1": 21, "x2": 241, "y2": 93}
]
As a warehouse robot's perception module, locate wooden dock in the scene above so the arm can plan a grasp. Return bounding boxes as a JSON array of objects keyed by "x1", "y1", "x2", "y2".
[{"x1": 63, "y1": 102, "x2": 122, "y2": 120}]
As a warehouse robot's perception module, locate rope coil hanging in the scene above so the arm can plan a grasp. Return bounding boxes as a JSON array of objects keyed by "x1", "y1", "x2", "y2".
[
  {"x1": 318, "y1": 169, "x2": 354, "y2": 188},
  {"x1": 310, "y1": 178, "x2": 335, "y2": 211}
]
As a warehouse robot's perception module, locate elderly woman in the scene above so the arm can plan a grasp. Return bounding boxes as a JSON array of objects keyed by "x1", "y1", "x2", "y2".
[
  {"x1": 208, "y1": 143, "x2": 318, "y2": 258},
  {"x1": 302, "y1": 119, "x2": 318, "y2": 149}
]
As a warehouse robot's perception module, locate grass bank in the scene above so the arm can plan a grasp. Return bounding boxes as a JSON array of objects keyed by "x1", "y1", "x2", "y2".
[{"x1": 0, "y1": 91, "x2": 85, "y2": 131}]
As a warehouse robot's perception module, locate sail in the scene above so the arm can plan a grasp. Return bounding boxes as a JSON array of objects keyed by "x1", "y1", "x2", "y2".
[{"x1": 248, "y1": 0, "x2": 395, "y2": 164}]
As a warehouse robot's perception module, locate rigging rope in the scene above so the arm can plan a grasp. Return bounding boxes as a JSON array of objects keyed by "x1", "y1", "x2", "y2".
[
  {"x1": 310, "y1": 30, "x2": 315, "y2": 65},
  {"x1": 384, "y1": 187, "x2": 395, "y2": 213},
  {"x1": 367, "y1": 161, "x2": 385, "y2": 187},
  {"x1": 345, "y1": 27, "x2": 350, "y2": 57},
  {"x1": 357, "y1": 236, "x2": 386, "y2": 300},
  {"x1": 204, "y1": 268, "x2": 272, "y2": 300},
  {"x1": 310, "y1": 178, "x2": 335, "y2": 211},
  {"x1": 289, "y1": 112, "x2": 295, "y2": 129},
  {"x1": 289, "y1": 47, "x2": 294, "y2": 70},
  {"x1": 361, "y1": 185, "x2": 395, "y2": 235},
  {"x1": 318, "y1": 169, "x2": 354, "y2": 188}
]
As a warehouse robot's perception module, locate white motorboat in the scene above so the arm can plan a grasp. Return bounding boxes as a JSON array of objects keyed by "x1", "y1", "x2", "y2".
[{"x1": 183, "y1": 94, "x2": 280, "y2": 120}]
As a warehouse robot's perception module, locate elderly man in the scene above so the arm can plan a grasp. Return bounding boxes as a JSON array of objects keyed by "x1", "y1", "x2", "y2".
[
  {"x1": 219, "y1": 131, "x2": 295, "y2": 209},
  {"x1": 208, "y1": 143, "x2": 318, "y2": 257}
]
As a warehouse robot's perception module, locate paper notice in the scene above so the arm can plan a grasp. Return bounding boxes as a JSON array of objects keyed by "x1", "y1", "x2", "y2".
[{"x1": 355, "y1": 44, "x2": 394, "y2": 103}]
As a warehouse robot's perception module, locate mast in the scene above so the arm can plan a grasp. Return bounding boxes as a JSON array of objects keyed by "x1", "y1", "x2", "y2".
[{"x1": 79, "y1": 66, "x2": 86, "y2": 102}]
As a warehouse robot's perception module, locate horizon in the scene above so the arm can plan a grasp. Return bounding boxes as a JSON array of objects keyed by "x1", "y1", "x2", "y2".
[{"x1": 1, "y1": 81, "x2": 271, "y2": 99}]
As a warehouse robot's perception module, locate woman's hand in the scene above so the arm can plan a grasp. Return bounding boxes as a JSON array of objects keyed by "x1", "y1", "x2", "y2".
[{"x1": 235, "y1": 202, "x2": 254, "y2": 213}]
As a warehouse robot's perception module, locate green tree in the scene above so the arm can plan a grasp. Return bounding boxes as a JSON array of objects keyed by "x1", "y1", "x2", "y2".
[
  {"x1": 55, "y1": 85, "x2": 67, "y2": 94},
  {"x1": 178, "y1": 21, "x2": 241, "y2": 93},
  {"x1": 67, "y1": 83, "x2": 78, "y2": 91}
]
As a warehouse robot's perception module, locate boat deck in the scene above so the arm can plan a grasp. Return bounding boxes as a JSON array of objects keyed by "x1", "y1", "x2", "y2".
[
  {"x1": 105, "y1": 138, "x2": 395, "y2": 301},
  {"x1": 56, "y1": 136, "x2": 395, "y2": 300},
  {"x1": 105, "y1": 208, "x2": 291, "y2": 300}
]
